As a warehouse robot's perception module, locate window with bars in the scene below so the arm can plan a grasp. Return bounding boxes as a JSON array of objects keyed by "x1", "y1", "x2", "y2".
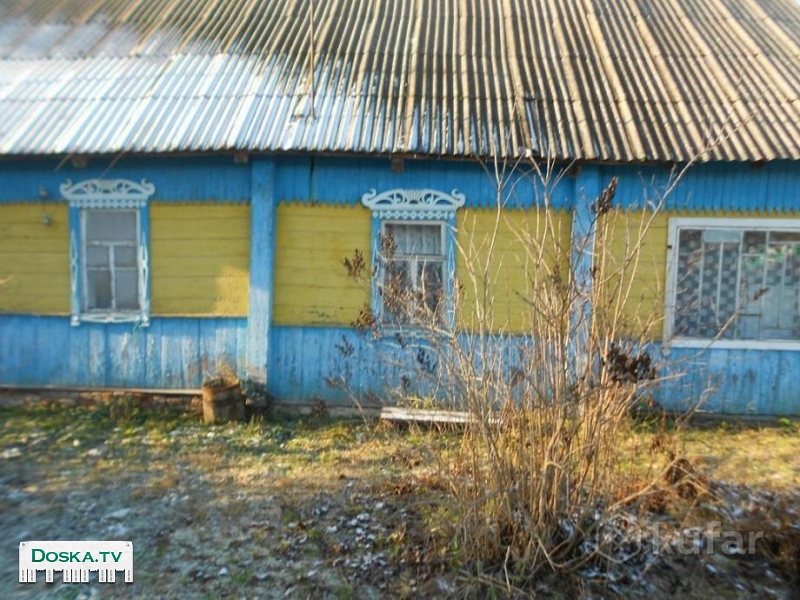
[
  {"x1": 82, "y1": 209, "x2": 141, "y2": 313},
  {"x1": 669, "y1": 220, "x2": 800, "y2": 343},
  {"x1": 379, "y1": 222, "x2": 445, "y2": 325}
]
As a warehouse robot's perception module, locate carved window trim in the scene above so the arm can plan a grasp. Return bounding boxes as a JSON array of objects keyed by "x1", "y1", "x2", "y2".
[
  {"x1": 361, "y1": 188, "x2": 465, "y2": 328},
  {"x1": 360, "y1": 188, "x2": 466, "y2": 220},
  {"x1": 64, "y1": 179, "x2": 154, "y2": 326}
]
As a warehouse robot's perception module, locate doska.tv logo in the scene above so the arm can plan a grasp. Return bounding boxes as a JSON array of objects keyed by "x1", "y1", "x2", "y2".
[{"x1": 19, "y1": 541, "x2": 133, "y2": 583}]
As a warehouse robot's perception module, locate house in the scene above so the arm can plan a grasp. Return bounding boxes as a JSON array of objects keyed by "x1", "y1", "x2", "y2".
[{"x1": 0, "y1": 0, "x2": 798, "y2": 415}]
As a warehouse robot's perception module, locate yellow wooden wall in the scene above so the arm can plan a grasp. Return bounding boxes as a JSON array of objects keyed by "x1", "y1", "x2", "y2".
[
  {"x1": 0, "y1": 204, "x2": 70, "y2": 314},
  {"x1": 595, "y1": 209, "x2": 668, "y2": 338},
  {"x1": 9, "y1": 199, "x2": 788, "y2": 334},
  {"x1": 150, "y1": 203, "x2": 250, "y2": 316},
  {"x1": 273, "y1": 203, "x2": 371, "y2": 326},
  {"x1": 456, "y1": 208, "x2": 572, "y2": 333}
]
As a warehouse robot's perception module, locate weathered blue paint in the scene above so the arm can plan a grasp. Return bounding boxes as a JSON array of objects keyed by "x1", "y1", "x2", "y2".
[
  {"x1": 0, "y1": 156, "x2": 251, "y2": 204},
  {"x1": 68, "y1": 205, "x2": 81, "y2": 321},
  {"x1": 270, "y1": 326, "x2": 549, "y2": 407},
  {"x1": 274, "y1": 156, "x2": 574, "y2": 210},
  {"x1": 270, "y1": 326, "x2": 800, "y2": 415},
  {"x1": 569, "y1": 164, "x2": 601, "y2": 380},
  {"x1": 657, "y1": 345, "x2": 800, "y2": 416},
  {"x1": 246, "y1": 157, "x2": 275, "y2": 385},
  {"x1": 270, "y1": 326, "x2": 459, "y2": 404},
  {"x1": 601, "y1": 161, "x2": 800, "y2": 213},
  {"x1": 3, "y1": 156, "x2": 797, "y2": 213},
  {"x1": 2, "y1": 153, "x2": 800, "y2": 414},
  {"x1": 139, "y1": 201, "x2": 152, "y2": 324},
  {"x1": 0, "y1": 316, "x2": 247, "y2": 389}
]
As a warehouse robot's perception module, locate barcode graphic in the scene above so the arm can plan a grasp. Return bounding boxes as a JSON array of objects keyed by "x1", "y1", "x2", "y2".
[
  {"x1": 62, "y1": 568, "x2": 89, "y2": 583},
  {"x1": 19, "y1": 569, "x2": 35, "y2": 583},
  {"x1": 19, "y1": 568, "x2": 130, "y2": 583}
]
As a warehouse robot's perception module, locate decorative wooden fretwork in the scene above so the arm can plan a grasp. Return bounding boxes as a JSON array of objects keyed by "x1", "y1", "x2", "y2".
[
  {"x1": 361, "y1": 188, "x2": 465, "y2": 220},
  {"x1": 60, "y1": 178, "x2": 155, "y2": 208}
]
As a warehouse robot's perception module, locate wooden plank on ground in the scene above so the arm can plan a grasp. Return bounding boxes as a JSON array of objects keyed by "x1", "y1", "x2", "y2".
[{"x1": 380, "y1": 406, "x2": 474, "y2": 424}]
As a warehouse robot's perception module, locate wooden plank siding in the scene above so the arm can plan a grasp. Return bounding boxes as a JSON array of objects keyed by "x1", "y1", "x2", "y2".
[
  {"x1": 150, "y1": 203, "x2": 250, "y2": 316},
  {"x1": 595, "y1": 209, "x2": 670, "y2": 339},
  {"x1": 596, "y1": 209, "x2": 800, "y2": 340},
  {"x1": 0, "y1": 315, "x2": 247, "y2": 389},
  {"x1": 0, "y1": 155, "x2": 798, "y2": 416},
  {"x1": 456, "y1": 207, "x2": 573, "y2": 334},
  {"x1": 273, "y1": 202, "x2": 371, "y2": 326},
  {"x1": 0, "y1": 203, "x2": 70, "y2": 314}
]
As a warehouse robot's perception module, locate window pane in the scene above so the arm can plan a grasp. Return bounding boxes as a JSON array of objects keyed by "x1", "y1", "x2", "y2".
[
  {"x1": 697, "y1": 242, "x2": 722, "y2": 337},
  {"x1": 743, "y1": 231, "x2": 766, "y2": 254},
  {"x1": 739, "y1": 255, "x2": 765, "y2": 313},
  {"x1": 674, "y1": 230, "x2": 702, "y2": 336},
  {"x1": 683, "y1": 235, "x2": 741, "y2": 339},
  {"x1": 717, "y1": 242, "x2": 740, "y2": 339},
  {"x1": 770, "y1": 232, "x2": 800, "y2": 244},
  {"x1": 380, "y1": 223, "x2": 446, "y2": 324},
  {"x1": 737, "y1": 315, "x2": 761, "y2": 339},
  {"x1": 674, "y1": 225, "x2": 800, "y2": 342},
  {"x1": 86, "y1": 246, "x2": 109, "y2": 268},
  {"x1": 703, "y1": 229, "x2": 739, "y2": 244},
  {"x1": 114, "y1": 246, "x2": 137, "y2": 268},
  {"x1": 86, "y1": 270, "x2": 111, "y2": 310},
  {"x1": 418, "y1": 259, "x2": 444, "y2": 314},
  {"x1": 85, "y1": 211, "x2": 137, "y2": 242},
  {"x1": 385, "y1": 223, "x2": 442, "y2": 255},
  {"x1": 115, "y1": 270, "x2": 140, "y2": 310},
  {"x1": 383, "y1": 259, "x2": 411, "y2": 324}
]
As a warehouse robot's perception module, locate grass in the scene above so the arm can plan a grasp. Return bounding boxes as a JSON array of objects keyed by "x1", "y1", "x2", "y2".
[
  {"x1": 679, "y1": 419, "x2": 800, "y2": 489},
  {"x1": 2, "y1": 401, "x2": 798, "y2": 493},
  {"x1": 1, "y1": 399, "x2": 799, "y2": 598}
]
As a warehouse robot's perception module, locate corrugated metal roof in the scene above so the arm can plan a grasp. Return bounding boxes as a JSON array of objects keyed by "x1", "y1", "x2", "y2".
[{"x1": 0, "y1": 0, "x2": 798, "y2": 162}]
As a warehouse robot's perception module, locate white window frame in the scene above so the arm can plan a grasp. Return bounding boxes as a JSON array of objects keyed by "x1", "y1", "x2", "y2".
[
  {"x1": 665, "y1": 217, "x2": 800, "y2": 350},
  {"x1": 360, "y1": 187, "x2": 466, "y2": 331},
  {"x1": 378, "y1": 219, "x2": 447, "y2": 326},
  {"x1": 62, "y1": 178, "x2": 154, "y2": 326},
  {"x1": 80, "y1": 208, "x2": 142, "y2": 317}
]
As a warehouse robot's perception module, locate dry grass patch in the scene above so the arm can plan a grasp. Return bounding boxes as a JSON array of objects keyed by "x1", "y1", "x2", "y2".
[{"x1": 1, "y1": 396, "x2": 799, "y2": 598}]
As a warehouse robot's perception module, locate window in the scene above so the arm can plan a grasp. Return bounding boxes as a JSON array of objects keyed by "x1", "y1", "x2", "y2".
[
  {"x1": 361, "y1": 188, "x2": 465, "y2": 328},
  {"x1": 380, "y1": 222, "x2": 445, "y2": 324},
  {"x1": 667, "y1": 218, "x2": 800, "y2": 346},
  {"x1": 62, "y1": 178, "x2": 154, "y2": 326},
  {"x1": 82, "y1": 210, "x2": 141, "y2": 312}
]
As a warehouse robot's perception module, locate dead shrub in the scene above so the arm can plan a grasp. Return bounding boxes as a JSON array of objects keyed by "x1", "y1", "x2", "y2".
[{"x1": 339, "y1": 156, "x2": 706, "y2": 589}]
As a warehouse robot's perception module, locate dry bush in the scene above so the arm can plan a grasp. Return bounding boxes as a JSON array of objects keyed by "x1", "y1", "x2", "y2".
[
  {"x1": 342, "y1": 157, "x2": 697, "y2": 588},
  {"x1": 430, "y1": 162, "x2": 673, "y2": 585}
]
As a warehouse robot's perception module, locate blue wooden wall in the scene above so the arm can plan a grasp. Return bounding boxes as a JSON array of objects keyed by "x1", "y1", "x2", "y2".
[
  {"x1": 0, "y1": 156, "x2": 251, "y2": 203},
  {"x1": 657, "y1": 346, "x2": 800, "y2": 415},
  {"x1": 273, "y1": 155, "x2": 577, "y2": 209},
  {"x1": 268, "y1": 328, "x2": 800, "y2": 416},
  {"x1": 600, "y1": 161, "x2": 799, "y2": 212},
  {"x1": 3, "y1": 155, "x2": 794, "y2": 211},
  {"x1": 1, "y1": 154, "x2": 800, "y2": 414},
  {"x1": 0, "y1": 316, "x2": 246, "y2": 389}
]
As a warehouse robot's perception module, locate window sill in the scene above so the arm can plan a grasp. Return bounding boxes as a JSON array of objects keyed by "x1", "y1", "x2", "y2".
[
  {"x1": 666, "y1": 338, "x2": 800, "y2": 352},
  {"x1": 71, "y1": 312, "x2": 149, "y2": 327}
]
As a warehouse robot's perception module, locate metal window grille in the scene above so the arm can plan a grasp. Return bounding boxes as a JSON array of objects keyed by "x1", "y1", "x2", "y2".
[{"x1": 674, "y1": 227, "x2": 800, "y2": 340}]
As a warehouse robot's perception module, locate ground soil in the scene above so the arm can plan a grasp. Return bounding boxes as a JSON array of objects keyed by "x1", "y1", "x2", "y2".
[{"x1": 1, "y1": 390, "x2": 798, "y2": 599}]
